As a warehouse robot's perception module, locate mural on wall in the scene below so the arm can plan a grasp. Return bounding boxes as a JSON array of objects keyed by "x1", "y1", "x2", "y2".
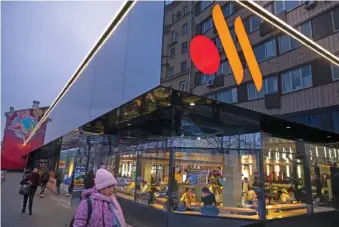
[{"x1": 1, "y1": 107, "x2": 50, "y2": 170}]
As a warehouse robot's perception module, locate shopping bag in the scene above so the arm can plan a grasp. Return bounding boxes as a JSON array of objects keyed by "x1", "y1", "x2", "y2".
[{"x1": 19, "y1": 184, "x2": 31, "y2": 196}]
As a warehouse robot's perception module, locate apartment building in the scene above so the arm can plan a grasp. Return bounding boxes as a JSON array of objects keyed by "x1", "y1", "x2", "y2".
[{"x1": 161, "y1": 0, "x2": 339, "y2": 133}]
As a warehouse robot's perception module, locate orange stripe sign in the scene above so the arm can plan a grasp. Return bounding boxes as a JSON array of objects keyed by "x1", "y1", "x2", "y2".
[{"x1": 190, "y1": 4, "x2": 263, "y2": 92}]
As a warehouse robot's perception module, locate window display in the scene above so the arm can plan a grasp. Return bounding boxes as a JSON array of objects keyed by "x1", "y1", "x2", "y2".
[
  {"x1": 115, "y1": 152, "x2": 137, "y2": 201},
  {"x1": 170, "y1": 135, "x2": 261, "y2": 219},
  {"x1": 306, "y1": 143, "x2": 339, "y2": 212},
  {"x1": 135, "y1": 150, "x2": 170, "y2": 210},
  {"x1": 262, "y1": 135, "x2": 309, "y2": 219}
]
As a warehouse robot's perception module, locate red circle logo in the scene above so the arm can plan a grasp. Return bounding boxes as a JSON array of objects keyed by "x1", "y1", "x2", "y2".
[{"x1": 189, "y1": 35, "x2": 220, "y2": 75}]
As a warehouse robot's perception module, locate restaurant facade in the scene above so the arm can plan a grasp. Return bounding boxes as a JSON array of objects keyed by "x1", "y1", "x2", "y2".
[{"x1": 22, "y1": 1, "x2": 339, "y2": 227}]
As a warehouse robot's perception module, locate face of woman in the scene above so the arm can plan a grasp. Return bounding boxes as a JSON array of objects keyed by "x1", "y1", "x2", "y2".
[{"x1": 100, "y1": 185, "x2": 115, "y2": 197}]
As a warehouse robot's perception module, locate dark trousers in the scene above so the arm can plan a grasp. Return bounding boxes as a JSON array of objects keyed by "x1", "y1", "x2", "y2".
[
  {"x1": 40, "y1": 181, "x2": 48, "y2": 194},
  {"x1": 23, "y1": 186, "x2": 37, "y2": 212},
  {"x1": 56, "y1": 181, "x2": 61, "y2": 194}
]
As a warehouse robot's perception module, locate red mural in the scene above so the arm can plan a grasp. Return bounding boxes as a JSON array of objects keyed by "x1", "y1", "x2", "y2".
[{"x1": 1, "y1": 107, "x2": 49, "y2": 170}]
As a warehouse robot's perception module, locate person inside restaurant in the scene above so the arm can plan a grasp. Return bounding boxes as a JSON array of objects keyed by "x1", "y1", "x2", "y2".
[{"x1": 180, "y1": 187, "x2": 197, "y2": 210}]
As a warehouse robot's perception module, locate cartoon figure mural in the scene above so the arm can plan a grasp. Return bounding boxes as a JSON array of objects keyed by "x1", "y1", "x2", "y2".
[{"x1": 1, "y1": 101, "x2": 50, "y2": 170}]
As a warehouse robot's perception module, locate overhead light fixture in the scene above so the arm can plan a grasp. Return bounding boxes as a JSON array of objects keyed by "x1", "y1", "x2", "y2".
[
  {"x1": 127, "y1": 123, "x2": 131, "y2": 126},
  {"x1": 197, "y1": 137, "x2": 201, "y2": 140},
  {"x1": 235, "y1": 0, "x2": 339, "y2": 67},
  {"x1": 190, "y1": 103, "x2": 195, "y2": 106},
  {"x1": 327, "y1": 136, "x2": 332, "y2": 138},
  {"x1": 286, "y1": 126, "x2": 291, "y2": 129}
]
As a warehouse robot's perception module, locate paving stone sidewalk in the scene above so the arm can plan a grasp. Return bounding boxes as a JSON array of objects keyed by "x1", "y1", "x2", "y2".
[{"x1": 1, "y1": 173, "x2": 133, "y2": 227}]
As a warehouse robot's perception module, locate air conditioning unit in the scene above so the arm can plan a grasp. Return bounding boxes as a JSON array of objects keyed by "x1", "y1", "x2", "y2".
[
  {"x1": 206, "y1": 78, "x2": 214, "y2": 87},
  {"x1": 304, "y1": 0, "x2": 317, "y2": 10}
]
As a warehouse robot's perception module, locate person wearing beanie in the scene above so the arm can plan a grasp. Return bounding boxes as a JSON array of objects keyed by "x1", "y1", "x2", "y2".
[{"x1": 72, "y1": 168, "x2": 126, "y2": 227}]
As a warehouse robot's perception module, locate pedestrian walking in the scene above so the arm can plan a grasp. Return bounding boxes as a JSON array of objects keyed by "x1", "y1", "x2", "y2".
[
  {"x1": 20, "y1": 168, "x2": 41, "y2": 215},
  {"x1": 40, "y1": 169, "x2": 50, "y2": 196},
  {"x1": 83, "y1": 170, "x2": 95, "y2": 189},
  {"x1": 71, "y1": 168, "x2": 126, "y2": 227},
  {"x1": 55, "y1": 170, "x2": 63, "y2": 194}
]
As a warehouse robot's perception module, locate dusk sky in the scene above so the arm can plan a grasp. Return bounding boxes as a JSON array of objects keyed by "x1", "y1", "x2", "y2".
[{"x1": 1, "y1": 1, "x2": 123, "y2": 138}]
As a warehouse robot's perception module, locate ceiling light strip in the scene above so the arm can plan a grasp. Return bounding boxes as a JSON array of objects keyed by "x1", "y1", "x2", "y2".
[
  {"x1": 24, "y1": 0, "x2": 137, "y2": 145},
  {"x1": 235, "y1": 0, "x2": 339, "y2": 67}
]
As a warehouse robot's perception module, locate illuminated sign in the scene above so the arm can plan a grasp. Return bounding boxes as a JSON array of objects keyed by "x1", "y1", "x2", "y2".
[{"x1": 190, "y1": 4, "x2": 263, "y2": 92}]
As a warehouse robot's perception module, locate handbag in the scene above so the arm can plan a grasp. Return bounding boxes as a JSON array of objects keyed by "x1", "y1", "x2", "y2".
[{"x1": 19, "y1": 184, "x2": 31, "y2": 196}]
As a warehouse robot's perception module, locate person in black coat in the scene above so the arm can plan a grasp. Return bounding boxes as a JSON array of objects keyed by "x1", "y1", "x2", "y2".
[
  {"x1": 83, "y1": 170, "x2": 95, "y2": 189},
  {"x1": 40, "y1": 170, "x2": 50, "y2": 195},
  {"x1": 20, "y1": 168, "x2": 41, "y2": 215}
]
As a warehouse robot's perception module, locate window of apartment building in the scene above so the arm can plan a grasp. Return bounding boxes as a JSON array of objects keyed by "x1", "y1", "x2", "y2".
[
  {"x1": 333, "y1": 111, "x2": 339, "y2": 133},
  {"x1": 278, "y1": 22, "x2": 312, "y2": 54},
  {"x1": 183, "y1": 5, "x2": 188, "y2": 16},
  {"x1": 179, "y1": 81, "x2": 186, "y2": 91},
  {"x1": 281, "y1": 65, "x2": 312, "y2": 94},
  {"x1": 254, "y1": 39, "x2": 277, "y2": 62},
  {"x1": 274, "y1": 0, "x2": 301, "y2": 14},
  {"x1": 216, "y1": 88, "x2": 238, "y2": 104},
  {"x1": 171, "y1": 31, "x2": 177, "y2": 42},
  {"x1": 182, "y1": 23, "x2": 188, "y2": 35},
  {"x1": 247, "y1": 76, "x2": 278, "y2": 100},
  {"x1": 229, "y1": 27, "x2": 236, "y2": 41},
  {"x1": 331, "y1": 60, "x2": 339, "y2": 81},
  {"x1": 214, "y1": 36, "x2": 222, "y2": 50},
  {"x1": 222, "y1": 2, "x2": 234, "y2": 18},
  {"x1": 332, "y1": 7, "x2": 339, "y2": 31},
  {"x1": 167, "y1": 67, "x2": 174, "y2": 77},
  {"x1": 312, "y1": 10, "x2": 336, "y2": 40},
  {"x1": 172, "y1": 13, "x2": 175, "y2": 23},
  {"x1": 217, "y1": 60, "x2": 231, "y2": 75},
  {"x1": 299, "y1": 21, "x2": 313, "y2": 38},
  {"x1": 293, "y1": 115, "x2": 322, "y2": 128},
  {"x1": 181, "y1": 41, "x2": 188, "y2": 53},
  {"x1": 200, "y1": 73, "x2": 214, "y2": 84},
  {"x1": 244, "y1": 15, "x2": 261, "y2": 33},
  {"x1": 206, "y1": 93, "x2": 216, "y2": 100},
  {"x1": 170, "y1": 47, "x2": 176, "y2": 59},
  {"x1": 181, "y1": 61, "x2": 187, "y2": 72},
  {"x1": 201, "y1": 1, "x2": 213, "y2": 12},
  {"x1": 202, "y1": 17, "x2": 213, "y2": 34},
  {"x1": 278, "y1": 35, "x2": 300, "y2": 54}
]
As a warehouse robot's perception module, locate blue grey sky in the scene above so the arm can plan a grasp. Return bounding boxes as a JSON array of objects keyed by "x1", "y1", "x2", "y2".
[{"x1": 1, "y1": 1, "x2": 123, "y2": 139}]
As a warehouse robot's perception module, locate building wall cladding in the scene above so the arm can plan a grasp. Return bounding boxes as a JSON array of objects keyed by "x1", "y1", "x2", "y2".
[
  {"x1": 161, "y1": 1, "x2": 339, "y2": 130},
  {"x1": 41, "y1": 2, "x2": 165, "y2": 146}
]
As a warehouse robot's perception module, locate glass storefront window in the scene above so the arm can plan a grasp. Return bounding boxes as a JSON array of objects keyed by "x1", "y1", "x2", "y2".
[
  {"x1": 261, "y1": 134, "x2": 311, "y2": 219},
  {"x1": 135, "y1": 149, "x2": 170, "y2": 210},
  {"x1": 305, "y1": 143, "x2": 339, "y2": 212},
  {"x1": 115, "y1": 151, "x2": 137, "y2": 201},
  {"x1": 170, "y1": 135, "x2": 261, "y2": 220}
]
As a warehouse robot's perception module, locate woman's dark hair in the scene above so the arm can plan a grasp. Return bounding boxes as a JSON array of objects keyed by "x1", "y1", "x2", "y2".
[
  {"x1": 202, "y1": 187, "x2": 210, "y2": 193},
  {"x1": 185, "y1": 187, "x2": 190, "y2": 192}
]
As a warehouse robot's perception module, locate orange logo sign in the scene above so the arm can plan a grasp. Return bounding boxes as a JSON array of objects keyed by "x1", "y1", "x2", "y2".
[{"x1": 190, "y1": 4, "x2": 263, "y2": 92}]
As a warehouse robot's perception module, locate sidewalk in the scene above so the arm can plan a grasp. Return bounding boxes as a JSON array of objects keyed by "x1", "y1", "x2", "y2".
[
  {"x1": 1, "y1": 173, "x2": 75, "y2": 227},
  {"x1": 1, "y1": 173, "x2": 133, "y2": 227}
]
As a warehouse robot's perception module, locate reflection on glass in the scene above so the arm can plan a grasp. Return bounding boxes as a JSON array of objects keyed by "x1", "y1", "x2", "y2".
[
  {"x1": 262, "y1": 135, "x2": 309, "y2": 219},
  {"x1": 305, "y1": 143, "x2": 339, "y2": 212},
  {"x1": 116, "y1": 151, "x2": 137, "y2": 201},
  {"x1": 144, "y1": 87, "x2": 172, "y2": 114},
  {"x1": 135, "y1": 149, "x2": 170, "y2": 210},
  {"x1": 171, "y1": 135, "x2": 260, "y2": 220}
]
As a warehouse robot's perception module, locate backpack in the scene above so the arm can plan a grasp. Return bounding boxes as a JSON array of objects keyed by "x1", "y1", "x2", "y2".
[{"x1": 69, "y1": 198, "x2": 92, "y2": 227}]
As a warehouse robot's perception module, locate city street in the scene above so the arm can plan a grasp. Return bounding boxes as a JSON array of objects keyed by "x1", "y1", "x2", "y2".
[{"x1": 1, "y1": 172, "x2": 76, "y2": 227}]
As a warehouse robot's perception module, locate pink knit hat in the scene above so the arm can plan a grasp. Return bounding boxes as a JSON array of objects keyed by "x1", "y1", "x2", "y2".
[{"x1": 95, "y1": 168, "x2": 117, "y2": 190}]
